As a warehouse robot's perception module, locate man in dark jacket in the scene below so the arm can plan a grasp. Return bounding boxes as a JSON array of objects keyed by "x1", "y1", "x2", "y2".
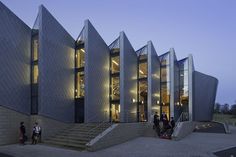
[
  {"x1": 170, "y1": 117, "x2": 175, "y2": 132},
  {"x1": 19, "y1": 122, "x2": 26, "y2": 145},
  {"x1": 153, "y1": 112, "x2": 160, "y2": 137}
]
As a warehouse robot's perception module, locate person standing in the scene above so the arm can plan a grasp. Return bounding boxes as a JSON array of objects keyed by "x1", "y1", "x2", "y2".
[
  {"x1": 153, "y1": 112, "x2": 160, "y2": 137},
  {"x1": 19, "y1": 122, "x2": 26, "y2": 145},
  {"x1": 32, "y1": 122, "x2": 41, "y2": 144},
  {"x1": 170, "y1": 117, "x2": 175, "y2": 132}
]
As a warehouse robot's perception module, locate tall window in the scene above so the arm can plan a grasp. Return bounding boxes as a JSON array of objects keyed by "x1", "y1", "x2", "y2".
[
  {"x1": 33, "y1": 39, "x2": 38, "y2": 61},
  {"x1": 75, "y1": 71, "x2": 85, "y2": 98},
  {"x1": 31, "y1": 30, "x2": 39, "y2": 114},
  {"x1": 75, "y1": 48, "x2": 85, "y2": 68},
  {"x1": 33, "y1": 65, "x2": 38, "y2": 84},
  {"x1": 75, "y1": 44, "x2": 85, "y2": 98},
  {"x1": 179, "y1": 58, "x2": 189, "y2": 115},
  {"x1": 137, "y1": 51, "x2": 148, "y2": 122},
  {"x1": 160, "y1": 53, "x2": 171, "y2": 119},
  {"x1": 109, "y1": 42, "x2": 120, "y2": 122}
]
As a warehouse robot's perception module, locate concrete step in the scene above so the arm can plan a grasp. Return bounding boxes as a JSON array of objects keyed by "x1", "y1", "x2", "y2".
[
  {"x1": 44, "y1": 140, "x2": 86, "y2": 150},
  {"x1": 52, "y1": 135, "x2": 91, "y2": 142},
  {"x1": 44, "y1": 123, "x2": 112, "y2": 150},
  {"x1": 58, "y1": 131, "x2": 100, "y2": 137},
  {"x1": 64, "y1": 127, "x2": 107, "y2": 133},
  {"x1": 54, "y1": 133, "x2": 97, "y2": 139},
  {"x1": 45, "y1": 138, "x2": 88, "y2": 145}
]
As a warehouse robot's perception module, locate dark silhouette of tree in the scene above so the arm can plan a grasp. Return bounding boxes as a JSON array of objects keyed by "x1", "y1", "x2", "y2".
[
  {"x1": 214, "y1": 102, "x2": 221, "y2": 113},
  {"x1": 230, "y1": 104, "x2": 236, "y2": 115},
  {"x1": 222, "y1": 103, "x2": 229, "y2": 114}
]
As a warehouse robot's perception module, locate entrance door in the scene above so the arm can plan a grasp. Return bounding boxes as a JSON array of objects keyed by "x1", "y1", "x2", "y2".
[
  {"x1": 75, "y1": 98, "x2": 84, "y2": 123},
  {"x1": 111, "y1": 104, "x2": 120, "y2": 122}
]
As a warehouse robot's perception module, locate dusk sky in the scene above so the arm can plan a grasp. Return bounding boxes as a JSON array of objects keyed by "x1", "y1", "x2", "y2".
[{"x1": 1, "y1": 0, "x2": 236, "y2": 105}]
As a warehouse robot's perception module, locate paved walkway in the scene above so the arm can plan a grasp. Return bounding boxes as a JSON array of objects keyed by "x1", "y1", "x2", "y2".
[{"x1": 0, "y1": 126, "x2": 236, "y2": 157}]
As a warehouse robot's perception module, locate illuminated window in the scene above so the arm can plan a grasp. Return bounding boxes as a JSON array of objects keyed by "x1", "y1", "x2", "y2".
[
  {"x1": 139, "y1": 62, "x2": 147, "y2": 78},
  {"x1": 33, "y1": 65, "x2": 38, "y2": 84},
  {"x1": 111, "y1": 76, "x2": 120, "y2": 100},
  {"x1": 33, "y1": 39, "x2": 38, "y2": 61},
  {"x1": 75, "y1": 48, "x2": 85, "y2": 68},
  {"x1": 75, "y1": 71, "x2": 85, "y2": 98},
  {"x1": 111, "y1": 104, "x2": 120, "y2": 122},
  {"x1": 111, "y1": 56, "x2": 120, "y2": 74}
]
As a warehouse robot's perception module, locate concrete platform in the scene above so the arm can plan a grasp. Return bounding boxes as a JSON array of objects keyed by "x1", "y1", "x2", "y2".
[{"x1": 0, "y1": 126, "x2": 235, "y2": 157}]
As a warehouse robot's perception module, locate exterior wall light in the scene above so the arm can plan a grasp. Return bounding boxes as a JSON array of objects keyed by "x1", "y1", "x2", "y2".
[
  {"x1": 157, "y1": 100, "x2": 160, "y2": 104},
  {"x1": 131, "y1": 98, "x2": 136, "y2": 103}
]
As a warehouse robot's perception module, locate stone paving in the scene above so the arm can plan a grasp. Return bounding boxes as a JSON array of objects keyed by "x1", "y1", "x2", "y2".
[{"x1": 0, "y1": 126, "x2": 235, "y2": 157}]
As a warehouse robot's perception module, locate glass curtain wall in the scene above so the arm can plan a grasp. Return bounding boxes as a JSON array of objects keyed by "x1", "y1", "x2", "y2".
[
  {"x1": 31, "y1": 30, "x2": 39, "y2": 114},
  {"x1": 137, "y1": 46, "x2": 148, "y2": 122},
  {"x1": 160, "y1": 53, "x2": 171, "y2": 120},
  {"x1": 179, "y1": 58, "x2": 189, "y2": 120},
  {"x1": 109, "y1": 38, "x2": 120, "y2": 122}
]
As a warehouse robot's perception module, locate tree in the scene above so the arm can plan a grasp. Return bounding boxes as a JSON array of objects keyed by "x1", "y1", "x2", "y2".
[
  {"x1": 230, "y1": 104, "x2": 236, "y2": 115},
  {"x1": 214, "y1": 103, "x2": 221, "y2": 113},
  {"x1": 222, "y1": 103, "x2": 229, "y2": 114}
]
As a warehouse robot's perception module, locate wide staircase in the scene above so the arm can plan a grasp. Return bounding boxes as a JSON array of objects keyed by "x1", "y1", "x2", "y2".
[{"x1": 44, "y1": 123, "x2": 112, "y2": 150}]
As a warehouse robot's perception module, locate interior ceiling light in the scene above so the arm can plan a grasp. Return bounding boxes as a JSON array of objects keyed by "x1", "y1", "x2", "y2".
[
  {"x1": 80, "y1": 49, "x2": 85, "y2": 53},
  {"x1": 112, "y1": 60, "x2": 119, "y2": 66}
]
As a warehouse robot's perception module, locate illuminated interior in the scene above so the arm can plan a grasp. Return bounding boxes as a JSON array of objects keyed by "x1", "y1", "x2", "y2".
[
  {"x1": 111, "y1": 76, "x2": 120, "y2": 100},
  {"x1": 111, "y1": 103, "x2": 120, "y2": 122},
  {"x1": 75, "y1": 48, "x2": 85, "y2": 68},
  {"x1": 75, "y1": 71, "x2": 85, "y2": 98},
  {"x1": 75, "y1": 45, "x2": 85, "y2": 98},
  {"x1": 109, "y1": 38, "x2": 120, "y2": 122},
  {"x1": 33, "y1": 39, "x2": 38, "y2": 61},
  {"x1": 111, "y1": 56, "x2": 120, "y2": 74},
  {"x1": 33, "y1": 65, "x2": 38, "y2": 84},
  {"x1": 139, "y1": 62, "x2": 148, "y2": 78}
]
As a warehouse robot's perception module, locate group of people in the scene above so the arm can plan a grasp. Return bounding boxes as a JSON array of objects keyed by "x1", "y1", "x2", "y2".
[
  {"x1": 19, "y1": 122, "x2": 42, "y2": 145},
  {"x1": 153, "y1": 112, "x2": 175, "y2": 139}
]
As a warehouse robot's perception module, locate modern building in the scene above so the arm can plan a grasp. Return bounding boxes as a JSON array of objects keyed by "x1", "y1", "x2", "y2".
[{"x1": 0, "y1": 2, "x2": 218, "y2": 145}]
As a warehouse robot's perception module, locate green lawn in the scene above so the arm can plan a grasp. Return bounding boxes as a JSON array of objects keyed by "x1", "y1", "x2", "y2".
[{"x1": 213, "y1": 114, "x2": 236, "y2": 126}]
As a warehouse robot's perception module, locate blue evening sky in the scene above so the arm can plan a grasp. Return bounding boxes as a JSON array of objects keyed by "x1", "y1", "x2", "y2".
[{"x1": 1, "y1": 0, "x2": 236, "y2": 105}]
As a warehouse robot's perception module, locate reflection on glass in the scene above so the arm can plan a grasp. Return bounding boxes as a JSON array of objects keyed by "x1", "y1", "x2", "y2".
[
  {"x1": 180, "y1": 70, "x2": 188, "y2": 86},
  {"x1": 139, "y1": 54, "x2": 147, "y2": 60},
  {"x1": 75, "y1": 48, "x2": 85, "y2": 68},
  {"x1": 111, "y1": 104, "x2": 120, "y2": 122},
  {"x1": 111, "y1": 76, "x2": 120, "y2": 100},
  {"x1": 76, "y1": 71, "x2": 85, "y2": 98},
  {"x1": 160, "y1": 53, "x2": 170, "y2": 66},
  {"x1": 33, "y1": 65, "x2": 38, "y2": 84},
  {"x1": 111, "y1": 56, "x2": 120, "y2": 74}
]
